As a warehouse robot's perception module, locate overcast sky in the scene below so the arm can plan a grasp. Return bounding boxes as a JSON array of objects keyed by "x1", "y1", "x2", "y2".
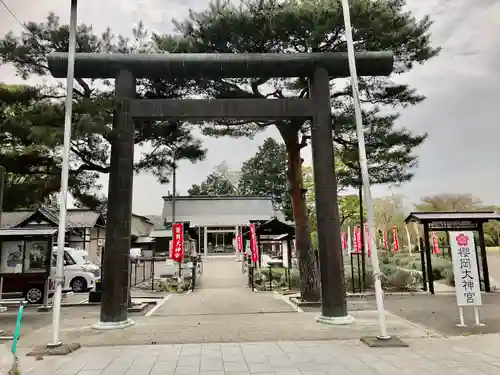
[{"x1": 0, "y1": 0, "x2": 499, "y2": 215}]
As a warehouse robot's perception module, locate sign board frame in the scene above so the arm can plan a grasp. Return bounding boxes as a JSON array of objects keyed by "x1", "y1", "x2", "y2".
[{"x1": 449, "y1": 231, "x2": 485, "y2": 327}]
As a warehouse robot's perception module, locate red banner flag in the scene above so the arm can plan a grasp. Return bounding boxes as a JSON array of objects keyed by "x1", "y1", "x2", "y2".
[
  {"x1": 172, "y1": 223, "x2": 184, "y2": 263},
  {"x1": 169, "y1": 240, "x2": 173, "y2": 259},
  {"x1": 383, "y1": 230, "x2": 388, "y2": 249},
  {"x1": 392, "y1": 224, "x2": 399, "y2": 252},
  {"x1": 341, "y1": 232, "x2": 348, "y2": 252},
  {"x1": 354, "y1": 227, "x2": 361, "y2": 253},
  {"x1": 431, "y1": 232, "x2": 440, "y2": 255},
  {"x1": 249, "y1": 224, "x2": 258, "y2": 263},
  {"x1": 364, "y1": 223, "x2": 371, "y2": 257},
  {"x1": 237, "y1": 234, "x2": 243, "y2": 252}
]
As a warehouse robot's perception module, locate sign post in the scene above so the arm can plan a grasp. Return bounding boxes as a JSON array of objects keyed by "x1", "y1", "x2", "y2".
[{"x1": 450, "y1": 231, "x2": 485, "y2": 327}]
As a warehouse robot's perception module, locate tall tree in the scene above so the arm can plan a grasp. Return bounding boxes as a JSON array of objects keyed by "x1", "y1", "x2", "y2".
[
  {"x1": 0, "y1": 14, "x2": 205, "y2": 208},
  {"x1": 303, "y1": 164, "x2": 360, "y2": 230},
  {"x1": 238, "y1": 137, "x2": 292, "y2": 220},
  {"x1": 373, "y1": 194, "x2": 408, "y2": 247},
  {"x1": 0, "y1": 83, "x2": 98, "y2": 210},
  {"x1": 415, "y1": 194, "x2": 484, "y2": 212},
  {"x1": 157, "y1": 0, "x2": 439, "y2": 301},
  {"x1": 188, "y1": 172, "x2": 237, "y2": 196}
]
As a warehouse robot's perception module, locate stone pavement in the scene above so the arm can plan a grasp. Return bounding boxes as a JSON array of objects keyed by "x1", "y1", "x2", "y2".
[
  {"x1": 153, "y1": 256, "x2": 296, "y2": 316},
  {"x1": 13, "y1": 256, "x2": 436, "y2": 348},
  {"x1": 18, "y1": 334, "x2": 500, "y2": 375}
]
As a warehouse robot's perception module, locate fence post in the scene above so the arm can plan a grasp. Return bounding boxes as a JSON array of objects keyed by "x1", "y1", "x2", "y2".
[
  {"x1": 151, "y1": 258, "x2": 155, "y2": 291},
  {"x1": 250, "y1": 266, "x2": 254, "y2": 291},
  {"x1": 129, "y1": 259, "x2": 132, "y2": 288},
  {"x1": 268, "y1": 266, "x2": 272, "y2": 291},
  {"x1": 142, "y1": 261, "x2": 145, "y2": 282},
  {"x1": 287, "y1": 268, "x2": 291, "y2": 290}
]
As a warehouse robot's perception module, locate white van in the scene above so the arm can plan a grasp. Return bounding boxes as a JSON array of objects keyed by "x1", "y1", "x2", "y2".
[{"x1": 52, "y1": 247, "x2": 101, "y2": 293}]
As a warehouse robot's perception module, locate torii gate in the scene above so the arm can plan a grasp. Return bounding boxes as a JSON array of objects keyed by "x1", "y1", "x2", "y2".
[{"x1": 47, "y1": 51, "x2": 393, "y2": 329}]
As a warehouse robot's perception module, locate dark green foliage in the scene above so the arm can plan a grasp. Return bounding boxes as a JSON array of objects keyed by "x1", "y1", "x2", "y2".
[
  {"x1": 158, "y1": 0, "x2": 439, "y2": 300},
  {"x1": 238, "y1": 138, "x2": 292, "y2": 220},
  {"x1": 0, "y1": 14, "x2": 206, "y2": 209},
  {"x1": 187, "y1": 172, "x2": 236, "y2": 196}
]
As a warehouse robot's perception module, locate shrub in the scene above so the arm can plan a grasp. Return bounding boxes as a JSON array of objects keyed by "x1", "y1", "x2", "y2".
[
  {"x1": 278, "y1": 268, "x2": 301, "y2": 290},
  {"x1": 260, "y1": 267, "x2": 286, "y2": 282},
  {"x1": 430, "y1": 256, "x2": 453, "y2": 280},
  {"x1": 387, "y1": 269, "x2": 423, "y2": 292},
  {"x1": 443, "y1": 267, "x2": 455, "y2": 286}
]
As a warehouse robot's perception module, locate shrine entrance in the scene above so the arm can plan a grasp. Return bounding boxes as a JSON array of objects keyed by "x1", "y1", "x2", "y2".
[
  {"x1": 47, "y1": 51, "x2": 393, "y2": 328},
  {"x1": 405, "y1": 211, "x2": 500, "y2": 294}
]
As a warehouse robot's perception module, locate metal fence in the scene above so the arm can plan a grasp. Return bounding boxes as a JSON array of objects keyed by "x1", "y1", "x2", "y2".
[{"x1": 129, "y1": 257, "x2": 155, "y2": 289}]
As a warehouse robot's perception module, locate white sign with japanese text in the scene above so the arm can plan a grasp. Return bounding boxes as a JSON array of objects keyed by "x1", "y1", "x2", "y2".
[
  {"x1": 450, "y1": 231, "x2": 482, "y2": 307},
  {"x1": 282, "y1": 241, "x2": 290, "y2": 268}
]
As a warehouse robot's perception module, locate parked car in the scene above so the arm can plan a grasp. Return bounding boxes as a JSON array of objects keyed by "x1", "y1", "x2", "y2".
[
  {"x1": 51, "y1": 247, "x2": 101, "y2": 293},
  {"x1": 1, "y1": 273, "x2": 55, "y2": 304}
]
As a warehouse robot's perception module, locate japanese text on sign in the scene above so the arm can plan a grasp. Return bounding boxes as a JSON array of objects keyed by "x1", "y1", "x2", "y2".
[
  {"x1": 237, "y1": 235, "x2": 242, "y2": 252},
  {"x1": 354, "y1": 227, "x2": 361, "y2": 253},
  {"x1": 249, "y1": 224, "x2": 258, "y2": 263},
  {"x1": 392, "y1": 225, "x2": 399, "y2": 252},
  {"x1": 450, "y1": 231, "x2": 482, "y2": 306},
  {"x1": 171, "y1": 223, "x2": 184, "y2": 263}
]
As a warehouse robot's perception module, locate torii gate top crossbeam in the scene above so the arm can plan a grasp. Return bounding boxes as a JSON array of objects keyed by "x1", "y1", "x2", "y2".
[{"x1": 47, "y1": 52, "x2": 393, "y2": 79}]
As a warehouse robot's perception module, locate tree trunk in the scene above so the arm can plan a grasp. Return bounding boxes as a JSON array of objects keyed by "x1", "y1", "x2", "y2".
[{"x1": 283, "y1": 132, "x2": 320, "y2": 302}]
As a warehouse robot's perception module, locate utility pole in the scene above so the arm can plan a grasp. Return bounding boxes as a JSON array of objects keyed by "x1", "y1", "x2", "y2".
[
  {"x1": 0, "y1": 166, "x2": 7, "y2": 325},
  {"x1": 341, "y1": 0, "x2": 399, "y2": 345},
  {"x1": 49, "y1": 0, "x2": 78, "y2": 349}
]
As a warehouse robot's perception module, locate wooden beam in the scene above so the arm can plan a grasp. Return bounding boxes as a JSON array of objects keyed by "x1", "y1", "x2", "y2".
[
  {"x1": 129, "y1": 99, "x2": 314, "y2": 120},
  {"x1": 47, "y1": 52, "x2": 394, "y2": 79}
]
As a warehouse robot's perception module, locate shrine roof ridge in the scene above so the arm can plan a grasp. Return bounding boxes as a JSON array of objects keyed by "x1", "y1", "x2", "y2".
[
  {"x1": 405, "y1": 211, "x2": 500, "y2": 224},
  {"x1": 47, "y1": 51, "x2": 394, "y2": 79}
]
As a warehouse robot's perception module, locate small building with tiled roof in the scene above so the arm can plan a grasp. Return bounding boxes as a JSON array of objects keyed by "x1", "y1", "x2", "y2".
[
  {"x1": 1, "y1": 205, "x2": 106, "y2": 264},
  {"x1": 158, "y1": 195, "x2": 284, "y2": 256}
]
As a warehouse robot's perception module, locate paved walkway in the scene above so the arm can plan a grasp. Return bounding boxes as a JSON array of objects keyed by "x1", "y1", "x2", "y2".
[
  {"x1": 12, "y1": 257, "x2": 434, "y2": 348},
  {"x1": 17, "y1": 334, "x2": 500, "y2": 375},
  {"x1": 154, "y1": 256, "x2": 296, "y2": 316}
]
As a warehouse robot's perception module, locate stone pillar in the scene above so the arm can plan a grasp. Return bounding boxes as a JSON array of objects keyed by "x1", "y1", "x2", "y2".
[
  {"x1": 204, "y1": 226, "x2": 208, "y2": 257},
  {"x1": 95, "y1": 69, "x2": 136, "y2": 330},
  {"x1": 309, "y1": 68, "x2": 353, "y2": 324}
]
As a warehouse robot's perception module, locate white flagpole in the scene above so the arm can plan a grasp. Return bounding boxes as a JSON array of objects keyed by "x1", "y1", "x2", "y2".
[
  {"x1": 405, "y1": 224, "x2": 413, "y2": 254},
  {"x1": 48, "y1": 0, "x2": 78, "y2": 348},
  {"x1": 341, "y1": 0, "x2": 389, "y2": 339}
]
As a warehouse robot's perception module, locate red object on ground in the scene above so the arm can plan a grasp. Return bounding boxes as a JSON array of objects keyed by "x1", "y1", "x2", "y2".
[
  {"x1": 172, "y1": 223, "x2": 184, "y2": 263},
  {"x1": 392, "y1": 224, "x2": 399, "y2": 252},
  {"x1": 249, "y1": 224, "x2": 258, "y2": 263},
  {"x1": 383, "y1": 230, "x2": 388, "y2": 249}
]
